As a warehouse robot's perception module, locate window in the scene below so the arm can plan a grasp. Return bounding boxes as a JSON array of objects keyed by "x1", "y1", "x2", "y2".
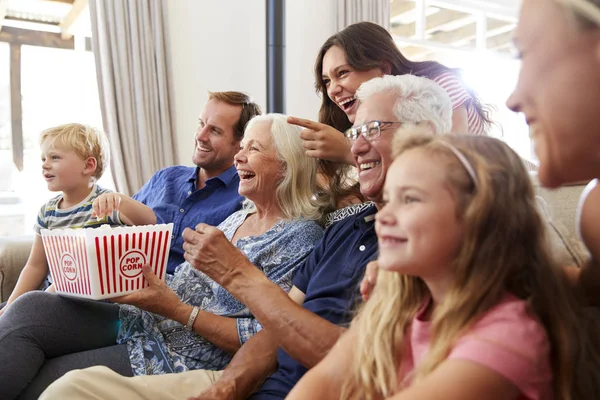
[
  {"x1": 0, "y1": 2, "x2": 113, "y2": 237},
  {"x1": 0, "y1": 42, "x2": 12, "y2": 186},
  {"x1": 11, "y1": 45, "x2": 113, "y2": 235},
  {"x1": 389, "y1": 0, "x2": 531, "y2": 161},
  {"x1": 0, "y1": 41, "x2": 25, "y2": 238}
]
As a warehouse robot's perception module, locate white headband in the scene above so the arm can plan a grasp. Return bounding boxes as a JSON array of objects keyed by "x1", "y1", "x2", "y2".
[{"x1": 438, "y1": 141, "x2": 478, "y2": 188}]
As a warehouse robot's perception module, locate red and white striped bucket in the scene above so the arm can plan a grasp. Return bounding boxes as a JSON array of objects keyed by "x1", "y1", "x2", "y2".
[{"x1": 40, "y1": 223, "x2": 173, "y2": 300}]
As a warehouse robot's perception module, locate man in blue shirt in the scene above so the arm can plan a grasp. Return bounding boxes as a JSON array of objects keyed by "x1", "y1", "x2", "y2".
[
  {"x1": 134, "y1": 91, "x2": 262, "y2": 273},
  {"x1": 40, "y1": 76, "x2": 452, "y2": 399}
]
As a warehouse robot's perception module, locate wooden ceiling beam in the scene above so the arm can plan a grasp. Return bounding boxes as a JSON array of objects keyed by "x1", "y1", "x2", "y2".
[
  {"x1": 0, "y1": 25, "x2": 74, "y2": 48},
  {"x1": 43, "y1": 0, "x2": 75, "y2": 4},
  {"x1": 450, "y1": 22, "x2": 515, "y2": 48},
  {"x1": 0, "y1": 0, "x2": 7, "y2": 32},
  {"x1": 487, "y1": 31, "x2": 515, "y2": 50},
  {"x1": 392, "y1": 9, "x2": 474, "y2": 37},
  {"x1": 397, "y1": 45, "x2": 434, "y2": 60},
  {"x1": 59, "y1": 0, "x2": 88, "y2": 39},
  {"x1": 427, "y1": 19, "x2": 508, "y2": 47},
  {"x1": 390, "y1": 0, "x2": 416, "y2": 19},
  {"x1": 3, "y1": 15, "x2": 60, "y2": 26}
]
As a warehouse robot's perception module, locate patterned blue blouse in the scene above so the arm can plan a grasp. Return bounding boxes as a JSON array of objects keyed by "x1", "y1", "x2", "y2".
[{"x1": 116, "y1": 208, "x2": 324, "y2": 375}]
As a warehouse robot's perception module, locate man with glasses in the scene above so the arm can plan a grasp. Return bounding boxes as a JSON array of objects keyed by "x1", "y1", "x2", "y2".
[{"x1": 41, "y1": 75, "x2": 452, "y2": 400}]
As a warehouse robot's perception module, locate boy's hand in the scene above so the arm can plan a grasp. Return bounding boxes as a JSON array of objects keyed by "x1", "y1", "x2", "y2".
[{"x1": 92, "y1": 193, "x2": 122, "y2": 220}]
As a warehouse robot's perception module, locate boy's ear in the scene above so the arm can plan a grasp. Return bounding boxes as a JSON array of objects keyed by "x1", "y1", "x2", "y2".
[{"x1": 83, "y1": 157, "x2": 98, "y2": 176}]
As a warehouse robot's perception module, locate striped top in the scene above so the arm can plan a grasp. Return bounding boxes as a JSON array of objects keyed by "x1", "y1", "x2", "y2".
[
  {"x1": 34, "y1": 184, "x2": 123, "y2": 235},
  {"x1": 433, "y1": 72, "x2": 488, "y2": 136}
]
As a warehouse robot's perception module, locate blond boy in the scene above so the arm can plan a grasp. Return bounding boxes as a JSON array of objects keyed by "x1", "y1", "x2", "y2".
[{"x1": 0, "y1": 123, "x2": 155, "y2": 316}]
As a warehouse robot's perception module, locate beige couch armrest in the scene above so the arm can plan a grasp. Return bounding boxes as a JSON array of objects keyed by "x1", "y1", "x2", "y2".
[
  {"x1": 531, "y1": 174, "x2": 591, "y2": 267},
  {"x1": 0, "y1": 235, "x2": 34, "y2": 302}
]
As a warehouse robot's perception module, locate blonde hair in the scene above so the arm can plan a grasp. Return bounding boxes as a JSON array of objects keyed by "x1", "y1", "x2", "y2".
[
  {"x1": 555, "y1": 0, "x2": 600, "y2": 27},
  {"x1": 243, "y1": 114, "x2": 323, "y2": 221},
  {"x1": 40, "y1": 123, "x2": 109, "y2": 180},
  {"x1": 343, "y1": 131, "x2": 600, "y2": 400}
]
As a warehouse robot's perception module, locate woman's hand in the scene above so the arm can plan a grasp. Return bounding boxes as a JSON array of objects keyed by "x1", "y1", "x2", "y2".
[
  {"x1": 287, "y1": 116, "x2": 355, "y2": 165},
  {"x1": 359, "y1": 261, "x2": 379, "y2": 302},
  {"x1": 92, "y1": 193, "x2": 122, "y2": 219},
  {"x1": 182, "y1": 224, "x2": 259, "y2": 289},
  {"x1": 111, "y1": 265, "x2": 185, "y2": 320}
]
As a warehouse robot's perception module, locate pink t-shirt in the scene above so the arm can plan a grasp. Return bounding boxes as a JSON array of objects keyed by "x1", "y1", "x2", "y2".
[
  {"x1": 433, "y1": 72, "x2": 488, "y2": 136},
  {"x1": 398, "y1": 294, "x2": 553, "y2": 400}
]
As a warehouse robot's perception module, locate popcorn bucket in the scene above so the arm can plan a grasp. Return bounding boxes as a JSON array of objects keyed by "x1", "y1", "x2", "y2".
[{"x1": 40, "y1": 223, "x2": 173, "y2": 300}]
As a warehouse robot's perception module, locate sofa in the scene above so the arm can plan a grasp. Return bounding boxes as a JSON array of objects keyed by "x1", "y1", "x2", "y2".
[
  {"x1": 0, "y1": 235, "x2": 33, "y2": 302},
  {"x1": 0, "y1": 176, "x2": 592, "y2": 303}
]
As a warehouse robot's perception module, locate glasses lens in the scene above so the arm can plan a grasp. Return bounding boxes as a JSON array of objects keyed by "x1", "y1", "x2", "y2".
[
  {"x1": 345, "y1": 128, "x2": 358, "y2": 141},
  {"x1": 366, "y1": 121, "x2": 381, "y2": 140}
]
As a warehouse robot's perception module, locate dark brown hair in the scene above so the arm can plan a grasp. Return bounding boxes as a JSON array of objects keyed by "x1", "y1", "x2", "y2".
[
  {"x1": 315, "y1": 160, "x2": 362, "y2": 216},
  {"x1": 208, "y1": 91, "x2": 262, "y2": 140},
  {"x1": 314, "y1": 21, "x2": 492, "y2": 134}
]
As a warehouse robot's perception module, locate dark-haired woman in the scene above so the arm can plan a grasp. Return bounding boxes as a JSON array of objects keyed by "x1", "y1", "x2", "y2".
[{"x1": 289, "y1": 21, "x2": 491, "y2": 165}]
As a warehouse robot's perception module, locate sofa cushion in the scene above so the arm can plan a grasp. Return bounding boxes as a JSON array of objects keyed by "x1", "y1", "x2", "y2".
[
  {"x1": 0, "y1": 235, "x2": 34, "y2": 302},
  {"x1": 531, "y1": 174, "x2": 591, "y2": 267},
  {"x1": 537, "y1": 196, "x2": 590, "y2": 267}
]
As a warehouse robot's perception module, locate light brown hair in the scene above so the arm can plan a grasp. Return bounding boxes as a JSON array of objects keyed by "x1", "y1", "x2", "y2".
[
  {"x1": 342, "y1": 132, "x2": 600, "y2": 400},
  {"x1": 207, "y1": 91, "x2": 262, "y2": 140}
]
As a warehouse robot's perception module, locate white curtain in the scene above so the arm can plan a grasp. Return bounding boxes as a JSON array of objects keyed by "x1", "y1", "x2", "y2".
[
  {"x1": 337, "y1": 0, "x2": 391, "y2": 30},
  {"x1": 89, "y1": 0, "x2": 176, "y2": 196}
]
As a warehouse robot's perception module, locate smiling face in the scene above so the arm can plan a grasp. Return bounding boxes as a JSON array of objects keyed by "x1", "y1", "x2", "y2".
[
  {"x1": 506, "y1": 0, "x2": 600, "y2": 187},
  {"x1": 41, "y1": 144, "x2": 94, "y2": 193},
  {"x1": 321, "y1": 45, "x2": 385, "y2": 124},
  {"x1": 351, "y1": 91, "x2": 401, "y2": 203},
  {"x1": 375, "y1": 149, "x2": 464, "y2": 284},
  {"x1": 193, "y1": 99, "x2": 243, "y2": 177},
  {"x1": 234, "y1": 120, "x2": 282, "y2": 206}
]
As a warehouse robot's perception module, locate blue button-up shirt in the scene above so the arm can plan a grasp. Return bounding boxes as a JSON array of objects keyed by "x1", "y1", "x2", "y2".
[
  {"x1": 251, "y1": 203, "x2": 378, "y2": 400},
  {"x1": 133, "y1": 165, "x2": 243, "y2": 273}
]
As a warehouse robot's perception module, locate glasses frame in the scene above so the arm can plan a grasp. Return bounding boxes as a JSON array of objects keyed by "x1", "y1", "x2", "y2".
[{"x1": 344, "y1": 120, "x2": 404, "y2": 142}]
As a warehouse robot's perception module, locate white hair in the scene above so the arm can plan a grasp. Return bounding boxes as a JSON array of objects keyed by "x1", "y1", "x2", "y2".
[
  {"x1": 355, "y1": 74, "x2": 453, "y2": 134},
  {"x1": 243, "y1": 114, "x2": 322, "y2": 221}
]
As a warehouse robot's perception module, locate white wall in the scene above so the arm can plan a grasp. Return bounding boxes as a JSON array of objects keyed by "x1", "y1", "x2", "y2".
[
  {"x1": 285, "y1": 0, "x2": 337, "y2": 120},
  {"x1": 166, "y1": 0, "x2": 337, "y2": 165},
  {"x1": 165, "y1": 0, "x2": 267, "y2": 165}
]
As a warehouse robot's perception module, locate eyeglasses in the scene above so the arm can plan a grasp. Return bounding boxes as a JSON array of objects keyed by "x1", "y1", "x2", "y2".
[{"x1": 344, "y1": 121, "x2": 403, "y2": 142}]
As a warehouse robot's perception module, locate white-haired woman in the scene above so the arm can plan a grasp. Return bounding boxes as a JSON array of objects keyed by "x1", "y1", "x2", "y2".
[
  {"x1": 0, "y1": 114, "x2": 325, "y2": 399},
  {"x1": 506, "y1": 0, "x2": 600, "y2": 307}
]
